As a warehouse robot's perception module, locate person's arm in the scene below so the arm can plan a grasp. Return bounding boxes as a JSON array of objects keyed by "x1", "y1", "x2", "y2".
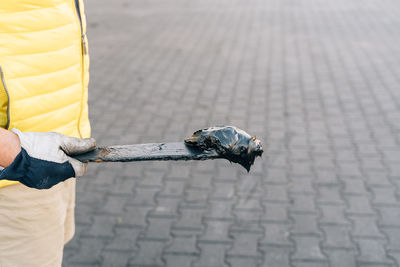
[{"x1": 0, "y1": 127, "x2": 21, "y2": 167}]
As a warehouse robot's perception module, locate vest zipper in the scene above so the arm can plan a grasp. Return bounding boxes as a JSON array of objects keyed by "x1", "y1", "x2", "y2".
[
  {"x1": 74, "y1": 0, "x2": 87, "y2": 55},
  {"x1": 0, "y1": 66, "x2": 11, "y2": 130},
  {"x1": 73, "y1": 0, "x2": 87, "y2": 138}
]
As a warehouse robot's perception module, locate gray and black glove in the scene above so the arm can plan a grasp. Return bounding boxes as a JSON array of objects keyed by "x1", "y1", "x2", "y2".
[{"x1": 0, "y1": 129, "x2": 96, "y2": 189}]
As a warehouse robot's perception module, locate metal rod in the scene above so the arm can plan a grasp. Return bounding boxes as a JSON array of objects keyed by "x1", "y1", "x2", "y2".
[{"x1": 73, "y1": 142, "x2": 221, "y2": 163}]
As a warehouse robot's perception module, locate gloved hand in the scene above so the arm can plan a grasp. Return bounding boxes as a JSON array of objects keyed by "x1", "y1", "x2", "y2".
[{"x1": 0, "y1": 129, "x2": 96, "y2": 189}]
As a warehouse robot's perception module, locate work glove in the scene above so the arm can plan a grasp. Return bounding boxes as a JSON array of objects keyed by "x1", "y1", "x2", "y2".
[{"x1": 0, "y1": 129, "x2": 96, "y2": 189}]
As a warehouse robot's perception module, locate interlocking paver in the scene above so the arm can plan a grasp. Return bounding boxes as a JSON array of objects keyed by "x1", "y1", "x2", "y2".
[
  {"x1": 101, "y1": 251, "x2": 133, "y2": 267},
  {"x1": 291, "y1": 213, "x2": 321, "y2": 236},
  {"x1": 128, "y1": 240, "x2": 165, "y2": 267},
  {"x1": 316, "y1": 185, "x2": 344, "y2": 205},
  {"x1": 163, "y1": 255, "x2": 197, "y2": 267},
  {"x1": 260, "y1": 246, "x2": 292, "y2": 267},
  {"x1": 104, "y1": 226, "x2": 141, "y2": 252},
  {"x1": 127, "y1": 186, "x2": 158, "y2": 207},
  {"x1": 290, "y1": 194, "x2": 317, "y2": 213},
  {"x1": 67, "y1": 237, "x2": 106, "y2": 265},
  {"x1": 199, "y1": 220, "x2": 232, "y2": 244},
  {"x1": 142, "y1": 216, "x2": 174, "y2": 241},
  {"x1": 63, "y1": 0, "x2": 400, "y2": 266},
  {"x1": 346, "y1": 195, "x2": 376, "y2": 216},
  {"x1": 261, "y1": 202, "x2": 290, "y2": 223},
  {"x1": 172, "y1": 207, "x2": 206, "y2": 235},
  {"x1": 356, "y1": 238, "x2": 395, "y2": 266},
  {"x1": 350, "y1": 216, "x2": 386, "y2": 239},
  {"x1": 325, "y1": 249, "x2": 357, "y2": 267},
  {"x1": 193, "y1": 243, "x2": 230, "y2": 267},
  {"x1": 321, "y1": 225, "x2": 354, "y2": 249},
  {"x1": 291, "y1": 235, "x2": 327, "y2": 262},
  {"x1": 259, "y1": 222, "x2": 292, "y2": 247}
]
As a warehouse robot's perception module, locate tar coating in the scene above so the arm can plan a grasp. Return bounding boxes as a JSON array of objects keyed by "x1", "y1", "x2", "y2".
[{"x1": 184, "y1": 126, "x2": 263, "y2": 171}]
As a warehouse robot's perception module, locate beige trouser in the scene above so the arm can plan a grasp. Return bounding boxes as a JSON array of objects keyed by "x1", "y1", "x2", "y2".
[{"x1": 0, "y1": 178, "x2": 76, "y2": 267}]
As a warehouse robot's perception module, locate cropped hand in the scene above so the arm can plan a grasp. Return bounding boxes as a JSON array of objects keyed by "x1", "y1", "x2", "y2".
[{"x1": 0, "y1": 129, "x2": 96, "y2": 189}]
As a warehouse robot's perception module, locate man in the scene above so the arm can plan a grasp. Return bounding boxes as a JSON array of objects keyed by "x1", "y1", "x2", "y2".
[{"x1": 0, "y1": 0, "x2": 95, "y2": 265}]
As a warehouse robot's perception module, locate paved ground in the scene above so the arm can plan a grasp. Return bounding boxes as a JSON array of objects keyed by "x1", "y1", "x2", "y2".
[{"x1": 63, "y1": 0, "x2": 400, "y2": 266}]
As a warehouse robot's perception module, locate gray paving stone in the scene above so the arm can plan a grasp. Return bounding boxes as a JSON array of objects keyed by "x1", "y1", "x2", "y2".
[
  {"x1": 288, "y1": 177, "x2": 314, "y2": 194},
  {"x1": 142, "y1": 216, "x2": 174, "y2": 241},
  {"x1": 356, "y1": 238, "x2": 395, "y2": 266},
  {"x1": 76, "y1": 186, "x2": 105, "y2": 206},
  {"x1": 321, "y1": 225, "x2": 354, "y2": 249},
  {"x1": 66, "y1": 225, "x2": 87, "y2": 251},
  {"x1": 236, "y1": 174, "x2": 264, "y2": 198},
  {"x1": 292, "y1": 262, "x2": 329, "y2": 267},
  {"x1": 210, "y1": 182, "x2": 235, "y2": 200},
  {"x1": 75, "y1": 203, "x2": 96, "y2": 225},
  {"x1": 193, "y1": 243, "x2": 230, "y2": 267},
  {"x1": 172, "y1": 207, "x2": 206, "y2": 235},
  {"x1": 381, "y1": 227, "x2": 400, "y2": 251},
  {"x1": 227, "y1": 231, "x2": 262, "y2": 258},
  {"x1": 349, "y1": 216, "x2": 385, "y2": 239},
  {"x1": 314, "y1": 170, "x2": 339, "y2": 186},
  {"x1": 263, "y1": 184, "x2": 289, "y2": 203},
  {"x1": 289, "y1": 163, "x2": 313, "y2": 177},
  {"x1": 189, "y1": 172, "x2": 213, "y2": 189},
  {"x1": 342, "y1": 178, "x2": 369, "y2": 195},
  {"x1": 128, "y1": 240, "x2": 165, "y2": 267},
  {"x1": 98, "y1": 195, "x2": 129, "y2": 215},
  {"x1": 387, "y1": 251, "x2": 400, "y2": 267},
  {"x1": 164, "y1": 235, "x2": 199, "y2": 256},
  {"x1": 120, "y1": 206, "x2": 152, "y2": 228},
  {"x1": 259, "y1": 246, "x2": 292, "y2": 267},
  {"x1": 166, "y1": 165, "x2": 192, "y2": 181},
  {"x1": 104, "y1": 226, "x2": 141, "y2": 252},
  {"x1": 159, "y1": 180, "x2": 186, "y2": 198},
  {"x1": 163, "y1": 255, "x2": 197, "y2": 267},
  {"x1": 206, "y1": 200, "x2": 235, "y2": 220},
  {"x1": 325, "y1": 249, "x2": 357, "y2": 267},
  {"x1": 101, "y1": 250, "x2": 134, "y2": 267},
  {"x1": 291, "y1": 213, "x2": 321, "y2": 236},
  {"x1": 66, "y1": 237, "x2": 107, "y2": 265},
  {"x1": 84, "y1": 215, "x2": 118, "y2": 238},
  {"x1": 378, "y1": 206, "x2": 400, "y2": 228},
  {"x1": 136, "y1": 170, "x2": 164, "y2": 188},
  {"x1": 371, "y1": 187, "x2": 399, "y2": 206},
  {"x1": 316, "y1": 185, "x2": 344, "y2": 205},
  {"x1": 199, "y1": 219, "x2": 232, "y2": 244},
  {"x1": 234, "y1": 197, "x2": 263, "y2": 212},
  {"x1": 291, "y1": 235, "x2": 327, "y2": 262},
  {"x1": 63, "y1": 0, "x2": 400, "y2": 266},
  {"x1": 345, "y1": 195, "x2": 376, "y2": 216},
  {"x1": 289, "y1": 194, "x2": 317, "y2": 213},
  {"x1": 184, "y1": 188, "x2": 209, "y2": 206},
  {"x1": 92, "y1": 169, "x2": 117, "y2": 186},
  {"x1": 337, "y1": 162, "x2": 363, "y2": 177},
  {"x1": 106, "y1": 177, "x2": 136, "y2": 196},
  {"x1": 318, "y1": 205, "x2": 350, "y2": 225},
  {"x1": 261, "y1": 202, "x2": 290, "y2": 223},
  {"x1": 366, "y1": 173, "x2": 393, "y2": 188},
  {"x1": 227, "y1": 257, "x2": 261, "y2": 267},
  {"x1": 233, "y1": 212, "x2": 262, "y2": 231},
  {"x1": 151, "y1": 197, "x2": 180, "y2": 217},
  {"x1": 259, "y1": 222, "x2": 292, "y2": 247},
  {"x1": 127, "y1": 186, "x2": 159, "y2": 207},
  {"x1": 265, "y1": 169, "x2": 288, "y2": 184}
]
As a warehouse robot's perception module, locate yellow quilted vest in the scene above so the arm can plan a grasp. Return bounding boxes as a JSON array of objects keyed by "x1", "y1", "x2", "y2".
[{"x1": 0, "y1": 0, "x2": 91, "y2": 188}]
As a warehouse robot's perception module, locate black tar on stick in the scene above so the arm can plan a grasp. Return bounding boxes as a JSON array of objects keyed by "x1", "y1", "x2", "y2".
[{"x1": 74, "y1": 126, "x2": 263, "y2": 171}]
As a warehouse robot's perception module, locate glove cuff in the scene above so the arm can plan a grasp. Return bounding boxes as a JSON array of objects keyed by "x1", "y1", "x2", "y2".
[{"x1": 0, "y1": 148, "x2": 75, "y2": 189}]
